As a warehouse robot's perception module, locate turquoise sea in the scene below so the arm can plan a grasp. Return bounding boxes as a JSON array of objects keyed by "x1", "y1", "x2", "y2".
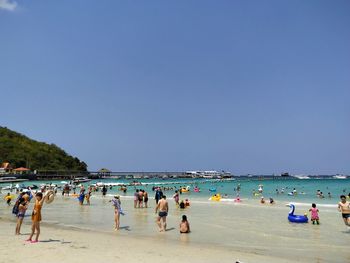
[{"x1": 1, "y1": 177, "x2": 349, "y2": 204}]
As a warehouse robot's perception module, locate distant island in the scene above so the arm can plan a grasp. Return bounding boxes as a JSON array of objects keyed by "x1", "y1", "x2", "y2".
[{"x1": 0, "y1": 126, "x2": 87, "y2": 171}]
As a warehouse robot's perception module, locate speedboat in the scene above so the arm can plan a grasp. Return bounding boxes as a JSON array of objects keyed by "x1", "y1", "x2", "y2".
[
  {"x1": 293, "y1": 175, "x2": 311, "y2": 179},
  {"x1": 73, "y1": 177, "x2": 91, "y2": 184},
  {"x1": 333, "y1": 175, "x2": 347, "y2": 179}
]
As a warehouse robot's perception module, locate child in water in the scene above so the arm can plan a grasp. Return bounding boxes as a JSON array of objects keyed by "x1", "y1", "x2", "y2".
[
  {"x1": 309, "y1": 203, "x2": 320, "y2": 225},
  {"x1": 180, "y1": 215, "x2": 190, "y2": 234},
  {"x1": 5, "y1": 193, "x2": 12, "y2": 205}
]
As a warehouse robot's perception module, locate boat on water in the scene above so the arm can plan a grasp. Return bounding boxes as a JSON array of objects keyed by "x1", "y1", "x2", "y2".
[
  {"x1": 73, "y1": 177, "x2": 91, "y2": 184},
  {"x1": 0, "y1": 177, "x2": 29, "y2": 183},
  {"x1": 293, "y1": 175, "x2": 311, "y2": 179},
  {"x1": 333, "y1": 175, "x2": 347, "y2": 179}
]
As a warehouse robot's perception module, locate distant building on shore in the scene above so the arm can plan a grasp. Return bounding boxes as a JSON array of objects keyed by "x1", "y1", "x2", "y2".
[{"x1": 0, "y1": 162, "x2": 13, "y2": 174}]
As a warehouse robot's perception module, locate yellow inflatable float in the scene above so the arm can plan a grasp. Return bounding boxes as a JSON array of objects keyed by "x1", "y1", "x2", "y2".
[{"x1": 210, "y1": 194, "x2": 221, "y2": 201}]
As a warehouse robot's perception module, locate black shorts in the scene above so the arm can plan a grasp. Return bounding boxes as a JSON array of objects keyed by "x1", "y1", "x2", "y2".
[
  {"x1": 158, "y1": 211, "x2": 167, "y2": 217},
  {"x1": 342, "y1": 213, "x2": 350, "y2": 219}
]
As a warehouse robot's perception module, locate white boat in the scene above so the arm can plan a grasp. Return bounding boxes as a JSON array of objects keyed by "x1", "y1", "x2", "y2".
[
  {"x1": 0, "y1": 177, "x2": 29, "y2": 183},
  {"x1": 73, "y1": 177, "x2": 91, "y2": 184},
  {"x1": 333, "y1": 175, "x2": 347, "y2": 179},
  {"x1": 293, "y1": 175, "x2": 311, "y2": 179}
]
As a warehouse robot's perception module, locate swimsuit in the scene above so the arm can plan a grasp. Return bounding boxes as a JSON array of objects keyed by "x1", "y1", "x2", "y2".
[
  {"x1": 31, "y1": 201, "x2": 42, "y2": 222},
  {"x1": 17, "y1": 212, "x2": 25, "y2": 218},
  {"x1": 158, "y1": 211, "x2": 167, "y2": 217}
]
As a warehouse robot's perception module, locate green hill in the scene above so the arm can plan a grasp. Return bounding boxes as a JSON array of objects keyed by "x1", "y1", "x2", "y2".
[{"x1": 0, "y1": 126, "x2": 87, "y2": 171}]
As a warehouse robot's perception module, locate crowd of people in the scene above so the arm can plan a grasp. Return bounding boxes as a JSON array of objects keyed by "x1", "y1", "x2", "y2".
[{"x1": 2, "y1": 182, "x2": 350, "y2": 243}]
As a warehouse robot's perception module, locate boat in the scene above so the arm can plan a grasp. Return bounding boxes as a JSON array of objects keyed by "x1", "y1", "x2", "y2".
[
  {"x1": 73, "y1": 177, "x2": 91, "y2": 184},
  {"x1": 293, "y1": 175, "x2": 311, "y2": 179},
  {"x1": 333, "y1": 175, "x2": 347, "y2": 179},
  {"x1": 0, "y1": 177, "x2": 29, "y2": 183}
]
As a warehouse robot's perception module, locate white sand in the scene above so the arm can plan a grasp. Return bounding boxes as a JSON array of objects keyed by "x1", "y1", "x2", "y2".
[{"x1": 0, "y1": 219, "x2": 300, "y2": 263}]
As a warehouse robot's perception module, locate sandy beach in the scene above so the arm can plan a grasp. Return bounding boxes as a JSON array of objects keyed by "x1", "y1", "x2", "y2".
[
  {"x1": 0, "y1": 219, "x2": 298, "y2": 263},
  {"x1": 1, "y1": 191, "x2": 349, "y2": 263}
]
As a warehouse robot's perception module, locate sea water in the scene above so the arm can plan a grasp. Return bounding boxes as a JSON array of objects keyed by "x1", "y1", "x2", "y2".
[{"x1": 1, "y1": 178, "x2": 349, "y2": 262}]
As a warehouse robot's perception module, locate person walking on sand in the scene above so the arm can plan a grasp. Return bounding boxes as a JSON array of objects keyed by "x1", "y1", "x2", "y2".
[
  {"x1": 26, "y1": 190, "x2": 53, "y2": 243},
  {"x1": 155, "y1": 195, "x2": 168, "y2": 232},
  {"x1": 338, "y1": 195, "x2": 350, "y2": 228}
]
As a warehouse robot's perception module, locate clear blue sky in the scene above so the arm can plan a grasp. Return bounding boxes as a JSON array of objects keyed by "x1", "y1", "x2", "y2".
[{"x1": 1, "y1": 0, "x2": 349, "y2": 174}]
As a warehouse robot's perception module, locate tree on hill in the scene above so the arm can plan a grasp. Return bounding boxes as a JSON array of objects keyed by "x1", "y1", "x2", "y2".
[{"x1": 0, "y1": 126, "x2": 87, "y2": 171}]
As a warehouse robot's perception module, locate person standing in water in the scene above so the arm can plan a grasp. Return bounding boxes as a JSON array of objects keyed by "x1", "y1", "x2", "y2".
[
  {"x1": 15, "y1": 197, "x2": 28, "y2": 235},
  {"x1": 26, "y1": 190, "x2": 53, "y2": 243},
  {"x1": 110, "y1": 195, "x2": 124, "y2": 230},
  {"x1": 173, "y1": 190, "x2": 180, "y2": 207},
  {"x1": 143, "y1": 190, "x2": 149, "y2": 208},
  {"x1": 155, "y1": 195, "x2": 168, "y2": 232},
  {"x1": 338, "y1": 195, "x2": 350, "y2": 228},
  {"x1": 102, "y1": 185, "x2": 107, "y2": 197},
  {"x1": 309, "y1": 203, "x2": 320, "y2": 225}
]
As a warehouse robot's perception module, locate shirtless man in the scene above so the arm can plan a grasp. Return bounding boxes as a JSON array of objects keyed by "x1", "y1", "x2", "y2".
[
  {"x1": 155, "y1": 195, "x2": 168, "y2": 232},
  {"x1": 338, "y1": 195, "x2": 350, "y2": 227}
]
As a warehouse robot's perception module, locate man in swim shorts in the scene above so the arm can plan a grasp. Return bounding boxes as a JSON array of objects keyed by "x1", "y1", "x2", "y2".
[
  {"x1": 338, "y1": 195, "x2": 350, "y2": 227},
  {"x1": 155, "y1": 195, "x2": 168, "y2": 232}
]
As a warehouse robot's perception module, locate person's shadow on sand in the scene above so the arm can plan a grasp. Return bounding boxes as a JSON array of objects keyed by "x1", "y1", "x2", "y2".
[
  {"x1": 119, "y1": 226, "x2": 131, "y2": 231},
  {"x1": 165, "y1": 227, "x2": 175, "y2": 232},
  {"x1": 39, "y1": 239, "x2": 72, "y2": 244}
]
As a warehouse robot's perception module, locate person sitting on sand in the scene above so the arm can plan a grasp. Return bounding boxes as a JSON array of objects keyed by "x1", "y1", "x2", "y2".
[
  {"x1": 269, "y1": 198, "x2": 274, "y2": 204},
  {"x1": 180, "y1": 215, "x2": 190, "y2": 234},
  {"x1": 155, "y1": 195, "x2": 168, "y2": 232},
  {"x1": 260, "y1": 197, "x2": 265, "y2": 204},
  {"x1": 185, "y1": 199, "x2": 190, "y2": 207},
  {"x1": 15, "y1": 197, "x2": 28, "y2": 235},
  {"x1": 309, "y1": 203, "x2": 320, "y2": 225},
  {"x1": 179, "y1": 200, "x2": 185, "y2": 209},
  {"x1": 26, "y1": 190, "x2": 53, "y2": 243}
]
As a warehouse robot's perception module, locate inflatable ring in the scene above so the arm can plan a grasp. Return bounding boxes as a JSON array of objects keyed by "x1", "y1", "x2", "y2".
[
  {"x1": 210, "y1": 194, "x2": 221, "y2": 201},
  {"x1": 45, "y1": 192, "x2": 55, "y2": 204},
  {"x1": 288, "y1": 204, "x2": 308, "y2": 223}
]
